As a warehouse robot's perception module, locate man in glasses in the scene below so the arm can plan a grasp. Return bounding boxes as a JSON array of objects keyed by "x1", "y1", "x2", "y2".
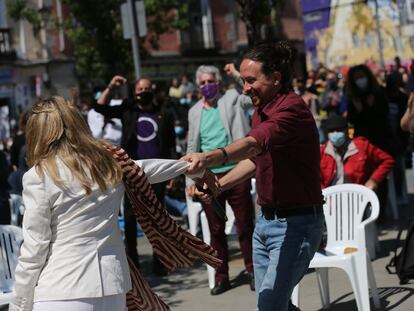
[
  {"x1": 94, "y1": 75, "x2": 176, "y2": 276},
  {"x1": 186, "y1": 65, "x2": 255, "y2": 295}
]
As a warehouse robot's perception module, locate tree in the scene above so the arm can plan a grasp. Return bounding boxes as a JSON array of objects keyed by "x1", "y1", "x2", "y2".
[
  {"x1": 235, "y1": 0, "x2": 285, "y2": 47},
  {"x1": 61, "y1": 0, "x2": 189, "y2": 87},
  {"x1": 7, "y1": 0, "x2": 189, "y2": 89}
]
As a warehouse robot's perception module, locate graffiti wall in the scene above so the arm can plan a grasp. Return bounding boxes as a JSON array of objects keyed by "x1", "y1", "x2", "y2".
[{"x1": 301, "y1": 0, "x2": 414, "y2": 70}]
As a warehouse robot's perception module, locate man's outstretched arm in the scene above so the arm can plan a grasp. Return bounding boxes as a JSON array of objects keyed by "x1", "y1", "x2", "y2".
[
  {"x1": 182, "y1": 136, "x2": 261, "y2": 175},
  {"x1": 219, "y1": 159, "x2": 256, "y2": 191}
]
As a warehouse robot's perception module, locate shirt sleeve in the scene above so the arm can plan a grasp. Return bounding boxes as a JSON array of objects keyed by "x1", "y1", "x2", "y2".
[
  {"x1": 367, "y1": 142, "x2": 395, "y2": 184},
  {"x1": 11, "y1": 169, "x2": 52, "y2": 311},
  {"x1": 185, "y1": 107, "x2": 198, "y2": 187},
  {"x1": 92, "y1": 99, "x2": 126, "y2": 119},
  {"x1": 248, "y1": 107, "x2": 300, "y2": 152},
  {"x1": 135, "y1": 159, "x2": 204, "y2": 184},
  {"x1": 237, "y1": 94, "x2": 253, "y2": 111}
]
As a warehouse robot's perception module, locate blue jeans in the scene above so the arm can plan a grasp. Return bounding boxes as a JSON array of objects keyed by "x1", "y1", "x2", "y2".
[
  {"x1": 253, "y1": 212, "x2": 325, "y2": 311},
  {"x1": 165, "y1": 195, "x2": 188, "y2": 217}
]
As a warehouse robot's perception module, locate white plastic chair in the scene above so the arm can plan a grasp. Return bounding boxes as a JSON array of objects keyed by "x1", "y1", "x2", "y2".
[
  {"x1": 9, "y1": 194, "x2": 24, "y2": 226},
  {"x1": 200, "y1": 178, "x2": 257, "y2": 289},
  {"x1": 0, "y1": 225, "x2": 23, "y2": 306},
  {"x1": 200, "y1": 204, "x2": 236, "y2": 289},
  {"x1": 292, "y1": 184, "x2": 381, "y2": 311},
  {"x1": 186, "y1": 194, "x2": 203, "y2": 236},
  {"x1": 187, "y1": 178, "x2": 258, "y2": 237}
]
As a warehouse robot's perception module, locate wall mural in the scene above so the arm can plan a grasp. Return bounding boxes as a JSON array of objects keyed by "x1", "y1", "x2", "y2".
[{"x1": 301, "y1": 0, "x2": 414, "y2": 70}]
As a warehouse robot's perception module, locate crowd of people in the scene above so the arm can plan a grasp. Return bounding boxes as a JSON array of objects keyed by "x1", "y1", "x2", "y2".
[{"x1": 1, "y1": 42, "x2": 414, "y2": 311}]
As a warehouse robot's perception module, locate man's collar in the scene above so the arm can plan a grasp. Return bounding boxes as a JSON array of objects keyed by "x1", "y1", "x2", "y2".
[{"x1": 259, "y1": 91, "x2": 289, "y2": 116}]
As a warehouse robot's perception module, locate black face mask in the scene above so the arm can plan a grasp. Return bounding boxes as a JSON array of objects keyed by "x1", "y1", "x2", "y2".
[
  {"x1": 328, "y1": 80, "x2": 337, "y2": 90},
  {"x1": 136, "y1": 91, "x2": 154, "y2": 106}
]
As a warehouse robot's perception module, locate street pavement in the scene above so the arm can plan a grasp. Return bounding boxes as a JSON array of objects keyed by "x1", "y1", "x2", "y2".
[{"x1": 137, "y1": 172, "x2": 414, "y2": 311}]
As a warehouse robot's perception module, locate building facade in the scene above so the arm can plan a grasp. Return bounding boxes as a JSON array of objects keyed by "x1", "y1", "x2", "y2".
[
  {"x1": 141, "y1": 0, "x2": 305, "y2": 83},
  {"x1": 0, "y1": 0, "x2": 77, "y2": 135}
]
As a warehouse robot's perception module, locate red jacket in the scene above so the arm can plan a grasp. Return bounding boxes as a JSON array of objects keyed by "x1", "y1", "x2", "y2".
[{"x1": 320, "y1": 136, "x2": 395, "y2": 188}]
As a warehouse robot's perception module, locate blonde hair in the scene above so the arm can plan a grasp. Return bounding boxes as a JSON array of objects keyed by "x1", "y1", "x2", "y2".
[{"x1": 26, "y1": 96, "x2": 122, "y2": 194}]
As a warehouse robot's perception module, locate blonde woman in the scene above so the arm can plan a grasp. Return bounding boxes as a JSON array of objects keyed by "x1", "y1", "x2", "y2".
[{"x1": 9, "y1": 96, "x2": 212, "y2": 311}]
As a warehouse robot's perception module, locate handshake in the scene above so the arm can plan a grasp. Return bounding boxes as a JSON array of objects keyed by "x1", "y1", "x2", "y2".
[{"x1": 183, "y1": 152, "x2": 228, "y2": 221}]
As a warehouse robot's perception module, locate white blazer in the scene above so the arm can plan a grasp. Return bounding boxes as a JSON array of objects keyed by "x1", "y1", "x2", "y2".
[{"x1": 11, "y1": 158, "x2": 195, "y2": 311}]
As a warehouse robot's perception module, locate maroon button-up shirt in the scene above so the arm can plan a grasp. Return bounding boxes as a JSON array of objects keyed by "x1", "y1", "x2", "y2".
[{"x1": 248, "y1": 90, "x2": 323, "y2": 209}]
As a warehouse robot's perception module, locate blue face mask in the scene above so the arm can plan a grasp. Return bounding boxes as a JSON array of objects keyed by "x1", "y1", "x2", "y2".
[
  {"x1": 174, "y1": 126, "x2": 184, "y2": 136},
  {"x1": 328, "y1": 131, "x2": 346, "y2": 147},
  {"x1": 179, "y1": 98, "x2": 192, "y2": 105},
  {"x1": 94, "y1": 91, "x2": 102, "y2": 100}
]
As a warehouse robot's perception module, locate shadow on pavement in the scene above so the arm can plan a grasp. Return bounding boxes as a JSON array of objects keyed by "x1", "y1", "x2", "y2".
[
  {"x1": 315, "y1": 286, "x2": 414, "y2": 310},
  {"x1": 139, "y1": 250, "x2": 254, "y2": 308},
  {"x1": 142, "y1": 258, "x2": 208, "y2": 307}
]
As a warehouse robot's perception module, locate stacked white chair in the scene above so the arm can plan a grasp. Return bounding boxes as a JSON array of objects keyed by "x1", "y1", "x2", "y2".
[
  {"x1": 186, "y1": 194, "x2": 203, "y2": 236},
  {"x1": 200, "y1": 205, "x2": 235, "y2": 289},
  {"x1": 0, "y1": 225, "x2": 23, "y2": 306},
  {"x1": 292, "y1": 184, "x2": 381, "y2": 310},
  {"x1": 200, "y1": 178, "x2": 257, "y2": 289},
  {"x1": 9, "y1": 194, "x2": 24, "y2": 226}
]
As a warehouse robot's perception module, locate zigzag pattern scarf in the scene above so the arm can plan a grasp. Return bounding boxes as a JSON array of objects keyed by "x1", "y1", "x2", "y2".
[{"x1": 105, "y1": 144, "x2": 222, "y2": 311}]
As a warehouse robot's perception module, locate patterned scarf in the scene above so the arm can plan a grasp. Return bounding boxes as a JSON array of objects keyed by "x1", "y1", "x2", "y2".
[{"x1": 104, "y1": 144, "x2": 222, "y2": 311}]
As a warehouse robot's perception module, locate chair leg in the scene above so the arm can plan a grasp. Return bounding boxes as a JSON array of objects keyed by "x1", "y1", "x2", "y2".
[
  {"x1": 291, "y1": 283, "x2": 300, "y2": 307},
  {"x1": 340, "y1": 259, "x2": 363, "y2": 311},
  {"x1": 348, "y1": 258, "x2": 371, "y2": 311},
  {"x1": 365, "y1": 222, "x2": 378, "y2": 260},
  {"x1": 367, "y1": 258, "x2": 381, "y2": 309},
  {"x1": 186, "y1": 196, "x2": 202, "y2": 236},
  {"x1": 315, "y1": 268, "x2": 330, "y2": 309},
  {"x1": 200, "y1": 211, "x2": 215, "y2": 289}
]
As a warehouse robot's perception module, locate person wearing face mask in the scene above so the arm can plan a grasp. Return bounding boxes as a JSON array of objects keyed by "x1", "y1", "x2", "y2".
[
  {"x1": 342, "y1": 64, "x2": 393, "y2": 155},
  {"x1": 320, "y1": 115, "x2": 394, "y2": 190},
  {"x1": 93, "y1": 75, "x2": 176, "y2": 276},
  {"x1": 341, "y1": 65, "x2": 395, "y2": 222},
  {"x1": 321, "y1": 71, "x2": 341, "y2": 116},
  {"x1": 174, "y1": 120, "x2": 187, "y2": 156},
  {"x1": 186, "y1": 65, "x2": 255, "y2": 295}
]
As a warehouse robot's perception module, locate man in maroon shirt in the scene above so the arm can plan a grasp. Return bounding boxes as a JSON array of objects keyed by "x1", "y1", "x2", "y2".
[{"x1": 183, "y1": 42, "x2": 325, "y2": 311}]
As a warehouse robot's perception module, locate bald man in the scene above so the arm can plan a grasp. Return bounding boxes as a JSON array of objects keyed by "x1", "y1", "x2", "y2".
[{"x1": 94, "y1": 75, "x2": 176, "y2": 275}]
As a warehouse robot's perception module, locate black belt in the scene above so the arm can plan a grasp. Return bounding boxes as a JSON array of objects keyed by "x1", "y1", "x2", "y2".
[{"x1": 261, "y1": 204, "x2": 323, "y2": 220}]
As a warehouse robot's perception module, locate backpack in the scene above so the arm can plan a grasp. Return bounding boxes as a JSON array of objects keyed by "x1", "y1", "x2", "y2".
[{"x1": 386, "y1": 219, "x2": 414, "y2": 284}]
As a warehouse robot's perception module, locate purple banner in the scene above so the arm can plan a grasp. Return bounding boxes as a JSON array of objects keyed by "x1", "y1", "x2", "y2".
[{"x1": 301, "y1": 0, "x2": 331, "y2": 67}]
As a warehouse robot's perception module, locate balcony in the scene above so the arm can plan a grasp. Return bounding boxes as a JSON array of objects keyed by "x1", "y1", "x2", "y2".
[{"x1": 0, "y1": 28, "x2": 17, "y2": 63}]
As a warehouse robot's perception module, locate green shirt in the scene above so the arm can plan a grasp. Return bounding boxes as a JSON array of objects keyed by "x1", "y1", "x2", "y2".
[{"x1": 200, "y1": 106, "x2": 236, "y2": 174}]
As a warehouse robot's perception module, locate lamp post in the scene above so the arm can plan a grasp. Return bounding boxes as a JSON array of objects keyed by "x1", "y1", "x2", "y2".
[
  {"x1": 37, "y1": 5, "x2": 52, "y2": 94},
  {"x1": 374, "y1": 0, "x2": 385, "y2": 69},
  {"x1": 38, "y1": 5, "x2": 51, "y2": 60}
]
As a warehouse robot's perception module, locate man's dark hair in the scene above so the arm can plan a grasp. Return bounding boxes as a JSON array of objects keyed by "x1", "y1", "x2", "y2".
[{"x1": 243, "y1": 41, "x2": 297, "y2": 89}]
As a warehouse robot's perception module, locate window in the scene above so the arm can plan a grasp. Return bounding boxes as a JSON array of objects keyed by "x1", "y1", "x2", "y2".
[{"x1": 0, "y1": 0, "x2": 7, "y2": 28}]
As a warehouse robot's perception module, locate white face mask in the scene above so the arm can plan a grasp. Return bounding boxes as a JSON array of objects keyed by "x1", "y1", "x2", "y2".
[{"x1": 355, "y1": 77, "x2": 368, "y2": 90}]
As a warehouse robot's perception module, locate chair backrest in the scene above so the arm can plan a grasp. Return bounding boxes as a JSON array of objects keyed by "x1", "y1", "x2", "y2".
[
  {"x1": 0, "y1": 225, "x2": 23, "y2": 293},
  {"x1": 322, "y1": 184, "x2": 379, "y2": 250},
  {"x1": 9, "y1": 194, "x2": 23, "y2": 226}
]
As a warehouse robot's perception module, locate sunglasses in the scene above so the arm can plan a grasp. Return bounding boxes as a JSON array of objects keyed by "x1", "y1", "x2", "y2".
[{"x1": 199, "y1": 79, "x2": 216, "y2": 86}]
